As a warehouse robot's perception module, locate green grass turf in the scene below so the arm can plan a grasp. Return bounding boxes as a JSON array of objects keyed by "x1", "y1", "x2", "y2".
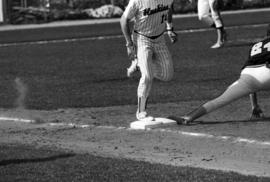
[
  {"x1": 0, "y1": 25, "x2": 268, "y2": 109},
  {"x1": 0, "y1": 144, "x2": 269, "y2": 182}
]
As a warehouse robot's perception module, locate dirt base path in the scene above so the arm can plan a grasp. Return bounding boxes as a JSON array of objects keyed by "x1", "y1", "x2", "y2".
[{"x1": 0, "y1": 98, "x2": 270, "y2": 177}]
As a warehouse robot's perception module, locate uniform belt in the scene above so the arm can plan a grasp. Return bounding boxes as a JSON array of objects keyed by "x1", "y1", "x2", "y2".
[
  {"x1": 244, "y1": 62, "x2": 270, "y2": 69},
  {"x1": 134, "y1": 30, "x2": 164, "y2": 39}
]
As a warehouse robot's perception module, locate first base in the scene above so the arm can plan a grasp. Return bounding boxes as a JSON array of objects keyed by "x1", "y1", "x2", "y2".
[{"x1": 130, "y1": 118, "x2": 177, "y2": 130}]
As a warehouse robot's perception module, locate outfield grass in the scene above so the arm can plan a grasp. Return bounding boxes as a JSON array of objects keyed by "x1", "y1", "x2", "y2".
[{"x1": 0, "y1": 25, "x2": 268, "y2": 109}]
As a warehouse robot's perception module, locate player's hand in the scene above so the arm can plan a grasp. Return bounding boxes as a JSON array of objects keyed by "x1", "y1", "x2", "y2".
[
  {"x1": 126, "y1": 44, "x2": 136, "y2": 60},
  {"x1": 250, "y1": 106, "x2": 264, "y2": 120},
  {"x1": 167, "y1": 30, "x2": 178, "y2": 43}
]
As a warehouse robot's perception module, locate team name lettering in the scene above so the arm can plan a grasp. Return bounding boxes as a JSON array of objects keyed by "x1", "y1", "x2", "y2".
[{"x1": 143, "y1": 4, "x2": 169, "y2": 16}]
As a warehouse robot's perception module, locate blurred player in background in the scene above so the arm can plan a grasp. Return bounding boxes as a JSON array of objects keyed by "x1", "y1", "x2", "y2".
[
  {"x1": 177, "y1": 25, "x2": 270, "y2": 125},
  {"x1": 190, "y1": 0, "x2": 227, "y2": 48},
  {"x1": 120, "y1": 0, "x2": 177, "y2": 121}
]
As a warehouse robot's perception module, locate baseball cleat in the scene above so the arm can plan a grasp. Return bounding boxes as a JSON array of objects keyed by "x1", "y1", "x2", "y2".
[
  {"x1": 136, "y1": 111, "x2": 155, "y2": 121},
  {"x1": 176, "y1": 116, "x2": 190, "y2": 125},
  {"x1": 127, "y1": 58, "x2": 139, "y2": 77}
]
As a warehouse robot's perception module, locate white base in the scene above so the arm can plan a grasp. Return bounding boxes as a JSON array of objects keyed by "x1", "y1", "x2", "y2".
[{"x1": 130, "y1": 117, "x2": 176, "y2": 130}]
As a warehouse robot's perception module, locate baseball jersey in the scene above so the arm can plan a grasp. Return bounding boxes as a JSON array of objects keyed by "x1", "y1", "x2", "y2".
[
  {"x1": 122, "y1": 0, "x2": 174, "y2": 37},
  {"x1": 243, "y1": 37, "x2": 270, "y2": 69}
]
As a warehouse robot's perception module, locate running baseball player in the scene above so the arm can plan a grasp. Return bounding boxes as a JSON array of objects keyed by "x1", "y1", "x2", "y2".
[
  {"x1": 190, "y1": 0, "x2": 227, "y2": 48},
  {"x1": 177, "y1": 26, "x2": 270, "y2": 125},
  {"x1": 120, "y1": 0, "x2": 177, "y2": 121}
]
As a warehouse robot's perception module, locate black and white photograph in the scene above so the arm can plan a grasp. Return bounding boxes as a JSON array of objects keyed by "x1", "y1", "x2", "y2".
[{"x1": 0, "y1": 0, "x2": 270, "y2": 181}]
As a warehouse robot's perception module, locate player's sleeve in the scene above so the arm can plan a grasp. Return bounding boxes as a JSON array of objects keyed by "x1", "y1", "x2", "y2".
[{"x1": 122, "y1": 0, "x2": 138, "y2": 20}]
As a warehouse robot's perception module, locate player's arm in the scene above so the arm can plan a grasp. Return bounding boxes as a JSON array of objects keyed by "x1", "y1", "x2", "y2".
[
  {"x1": 166, "y1": 4, "x2": 177, "y2": 43},
  {"x1": 249, "y1": 93, "x2": 264, "y2": 119},
  {"x1": 120, "y1": 15, "x2": 133, "y2": 48},
  {"x1": 120, "y1": 1, "x2": 136, "y2": 60}
]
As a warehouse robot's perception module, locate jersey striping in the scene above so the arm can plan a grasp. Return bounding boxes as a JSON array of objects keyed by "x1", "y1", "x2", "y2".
[{"x1": 123, "y1": 0, "x2": 174, "y2": 37}]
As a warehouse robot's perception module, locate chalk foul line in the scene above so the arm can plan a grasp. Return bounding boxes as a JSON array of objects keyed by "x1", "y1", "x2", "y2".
[{"x1": 1, "y1": 116, "x2": 270, "y2": 148}]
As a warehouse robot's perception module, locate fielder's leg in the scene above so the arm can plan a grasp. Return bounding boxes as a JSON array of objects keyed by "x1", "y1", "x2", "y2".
[{"x1": 180, "y1": 74, "x2": 255, "y2": 124}]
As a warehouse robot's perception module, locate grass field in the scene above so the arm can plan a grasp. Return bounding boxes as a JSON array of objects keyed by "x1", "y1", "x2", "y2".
[
  {"x1": 0, "y1": 24, "x2": 269, "y2": 109},
  {"x1": 0, "y1": 9, "x2": 270, "y2": 181}
]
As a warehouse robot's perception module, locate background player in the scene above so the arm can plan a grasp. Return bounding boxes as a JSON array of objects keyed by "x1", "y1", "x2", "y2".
[
  {"x1": 177, "y1": 25, "x2": 270, "y2": 125},
  {"x1": 120, "y1": 0, "x2": 177, "y2": 121},
  {"x1": 190, "y1": 0, "x2": 227, "y2": 48}
]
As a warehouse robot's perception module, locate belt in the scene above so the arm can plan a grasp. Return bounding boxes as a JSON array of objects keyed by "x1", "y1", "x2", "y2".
[
  {"x1": 134, "y1": 30, "x2": 164, "y2": 39},
  {"x1": 244, "y1": 62, "x2": 270, "y2": 69}
]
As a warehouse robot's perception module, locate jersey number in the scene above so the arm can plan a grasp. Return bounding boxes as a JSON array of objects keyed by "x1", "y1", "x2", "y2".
[
  {"x1": 161, "y1": 14, "x2": 167, "y2": 24},
  {"x1": 250, "y1": 41, "x2": 270, "y2": 56}
]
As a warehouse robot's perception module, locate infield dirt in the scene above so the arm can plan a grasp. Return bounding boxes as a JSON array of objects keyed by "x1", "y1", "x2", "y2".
[{"x1": 1, "y1": 97, "x2": 270, "y2": 177}]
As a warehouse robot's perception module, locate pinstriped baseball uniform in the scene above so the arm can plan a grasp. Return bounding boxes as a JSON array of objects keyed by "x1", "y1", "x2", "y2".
[
  {"x1": 198, "y1": 0, "x2": 223, "y2": 28},
  {"x1": 123, "y1": 0, "x2": 174, "y2": 110}
]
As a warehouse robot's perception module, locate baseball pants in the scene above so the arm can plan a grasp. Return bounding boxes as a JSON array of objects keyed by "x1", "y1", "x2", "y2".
[
  {"x1": 134, "y1": 33, "x2": 174, "y2": 99},
  {"x1": 197, "y1": 0, "x2": 223, "y2": 28}
]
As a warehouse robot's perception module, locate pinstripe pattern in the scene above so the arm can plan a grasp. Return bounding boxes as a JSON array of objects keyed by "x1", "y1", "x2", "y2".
[
  {"x1": 135, "y1": 33, "x2": 173, "y2": 98},
  {"x1": 123, "y1": 0, "x2": 174, "y2": 116},
  {"x1": 123, "y1": 0, "x2": 173, "y2": 36}
]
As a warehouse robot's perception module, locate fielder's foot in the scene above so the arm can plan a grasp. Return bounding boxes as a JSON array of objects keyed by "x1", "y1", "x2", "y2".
[
  {"x1": 136, "y1": 111, "x2": 155, "y2": 121},
  {"x1": 176, "y1": 116, "x2": 191, "y2": 125},
  {"x1": 127, "y1": 59, "x2": 139, "y2": 77}
]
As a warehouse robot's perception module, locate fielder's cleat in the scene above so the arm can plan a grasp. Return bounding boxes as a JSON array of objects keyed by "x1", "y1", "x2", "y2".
[
  {"x1": 136, "y1": 111, "x2": 155, "y2": 121},
  {"x1": 176, "y1": 116, "x2": 190, "y2": 125},
  {"x1": 127, "y1": 58, "x2": 139, "y2": 77},
  {"x1": 210, "y1": 41, "x2": 224, "y2": 49}
]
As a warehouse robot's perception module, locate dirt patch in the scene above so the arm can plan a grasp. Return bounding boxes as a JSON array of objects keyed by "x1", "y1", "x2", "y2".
[{"x1": 0, "y1": 98, "x2": 270, "y2": 177}]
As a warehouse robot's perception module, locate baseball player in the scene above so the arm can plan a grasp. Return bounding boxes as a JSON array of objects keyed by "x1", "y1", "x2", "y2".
[
  {"x1": 190, "y1": 0, "x2": 227, "y2": 48},
  {"x1": 120, "y1": 0, "x2": 177, "y2": 121},
  {"x1": 177, "y1": 26, "x2": 270, "y2": 125}
]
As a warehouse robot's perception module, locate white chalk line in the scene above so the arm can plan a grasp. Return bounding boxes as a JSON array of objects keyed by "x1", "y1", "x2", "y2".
[
  {"x1": 0, "y1": 23, "x2": 268, "y2": 48},
  {"x1": 1, "y1": 116, "x2": 270, "y2": 148}
]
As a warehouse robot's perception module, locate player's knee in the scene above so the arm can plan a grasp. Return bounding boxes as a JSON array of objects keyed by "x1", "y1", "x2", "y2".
[{"x1": 161, "y1": 71, "x2": 173, "y2": 82}]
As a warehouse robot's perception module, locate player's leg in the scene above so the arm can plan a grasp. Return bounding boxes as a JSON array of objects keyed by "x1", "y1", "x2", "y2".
[
  {"x1": 179, "y1": 74, "x2": 260, "y2": 124},
  {"x1": 152, "y1": 38, "x2": 174, "y2": 82},
  {"x1": 180, "y1": 66, "x2": 270, "y2": 124},
  {"x1": 136, "y1": 37, "x2": 155, "y2": 121},
  {"x1": 209, "y1": 0, "x2": 227, "y2": 49},
  {"x1": 197, "y1": 0, "x2": 215, "y2": 27}
]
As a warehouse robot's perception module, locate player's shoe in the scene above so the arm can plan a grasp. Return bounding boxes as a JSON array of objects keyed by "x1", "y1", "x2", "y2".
[
  {"x1": 176, "y1": 116, "x2": 190, "y2": 125},
  {"x1": 210, "y1": 41, "x2": 224, "y2": 49},
  {"x1": 136, "y1": 111, "x2": 155, "y2": 121},
  {"x1": 127, "y1": 58, "x2": 139, "y2": 77},
  {"x1": 211, "y1": 31, "x2": 227, "y2": 49}
]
